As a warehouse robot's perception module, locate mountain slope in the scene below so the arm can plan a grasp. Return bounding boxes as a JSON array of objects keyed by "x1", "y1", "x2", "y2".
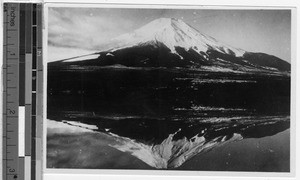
[
  {"x1": 49, "y1": 18, "x2": 290, "y2": 73},
  {"x1": 108, "y1": 18, "x2": 245, "y2": 57}
]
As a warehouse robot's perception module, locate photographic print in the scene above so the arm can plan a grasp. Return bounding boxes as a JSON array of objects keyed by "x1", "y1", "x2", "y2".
[{"x1": 46, "y1": 6, "x2": 291, "y2": 171}]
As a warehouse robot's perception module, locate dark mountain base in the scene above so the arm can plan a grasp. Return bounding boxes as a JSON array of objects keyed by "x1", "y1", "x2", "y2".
[{"x1": 48, "y1": 67, "x2": 290, "y2": 115}]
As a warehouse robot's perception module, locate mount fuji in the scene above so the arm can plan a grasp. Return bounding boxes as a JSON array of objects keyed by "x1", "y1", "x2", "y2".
[
  {"x1": 47, "y1": 18, "x2": 291, "y2": 170},
  {"x1": 49, "y1": 18, "x2": 290, "y2": 73}
]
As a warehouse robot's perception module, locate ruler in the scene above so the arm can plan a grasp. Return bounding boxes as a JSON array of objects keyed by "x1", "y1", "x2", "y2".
[
  {"x1": 3, "y1": 3, "x2": 20, "y2": 180},
  {"x1": 2, "y1": 3, "x2": 43, "y2": 180}
]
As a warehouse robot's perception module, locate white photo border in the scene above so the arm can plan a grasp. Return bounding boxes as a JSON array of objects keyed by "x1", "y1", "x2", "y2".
[{"x1": 42, "y1": 1, "x2": 298, "y2": 180}]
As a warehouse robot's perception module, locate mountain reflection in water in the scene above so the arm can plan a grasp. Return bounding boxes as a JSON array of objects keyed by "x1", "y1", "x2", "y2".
[{"x1": 47, "y1": 114, "x2": 289, "y2": 169}]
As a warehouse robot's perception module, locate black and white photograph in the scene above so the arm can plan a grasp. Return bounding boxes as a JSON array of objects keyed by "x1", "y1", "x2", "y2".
[{"x1": 46, "y1": 6, "x2": 291, "y2": 171}]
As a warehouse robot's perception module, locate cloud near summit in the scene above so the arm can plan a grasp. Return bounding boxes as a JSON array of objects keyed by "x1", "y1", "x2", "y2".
[{"x1": 48, "y1": 8, "x2": 134, "y2": 50}]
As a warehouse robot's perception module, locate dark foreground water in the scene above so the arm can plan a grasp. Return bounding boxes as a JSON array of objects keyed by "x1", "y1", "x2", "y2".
[{"x1": 47, "y1": 67, "x2": 290, "y2": 171}]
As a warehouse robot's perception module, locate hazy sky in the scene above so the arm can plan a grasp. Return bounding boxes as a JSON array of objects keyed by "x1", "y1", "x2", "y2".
[{"x1": 49, "y1": 7, "x2": 291, "y2": 62}]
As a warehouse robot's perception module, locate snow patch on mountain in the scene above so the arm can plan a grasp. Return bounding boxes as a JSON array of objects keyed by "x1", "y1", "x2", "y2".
[
  {"x1": 63, "y1": 54, "x2": 100, "y2": 62},
  {"x1": 109, "y1": 18, "x2": 245, "y2": 58},
  {"x1": 48, "y1": 46, "x2": 98, "y2": 62}
]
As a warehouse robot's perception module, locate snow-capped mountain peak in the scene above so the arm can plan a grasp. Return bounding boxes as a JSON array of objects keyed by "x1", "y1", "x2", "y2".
[
  {"x1": 110, "y1": 18, "x2": 245, "y2": 57},
  {"x1": 50, "y1": 18, "x2": 290, "y2": 73}
]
